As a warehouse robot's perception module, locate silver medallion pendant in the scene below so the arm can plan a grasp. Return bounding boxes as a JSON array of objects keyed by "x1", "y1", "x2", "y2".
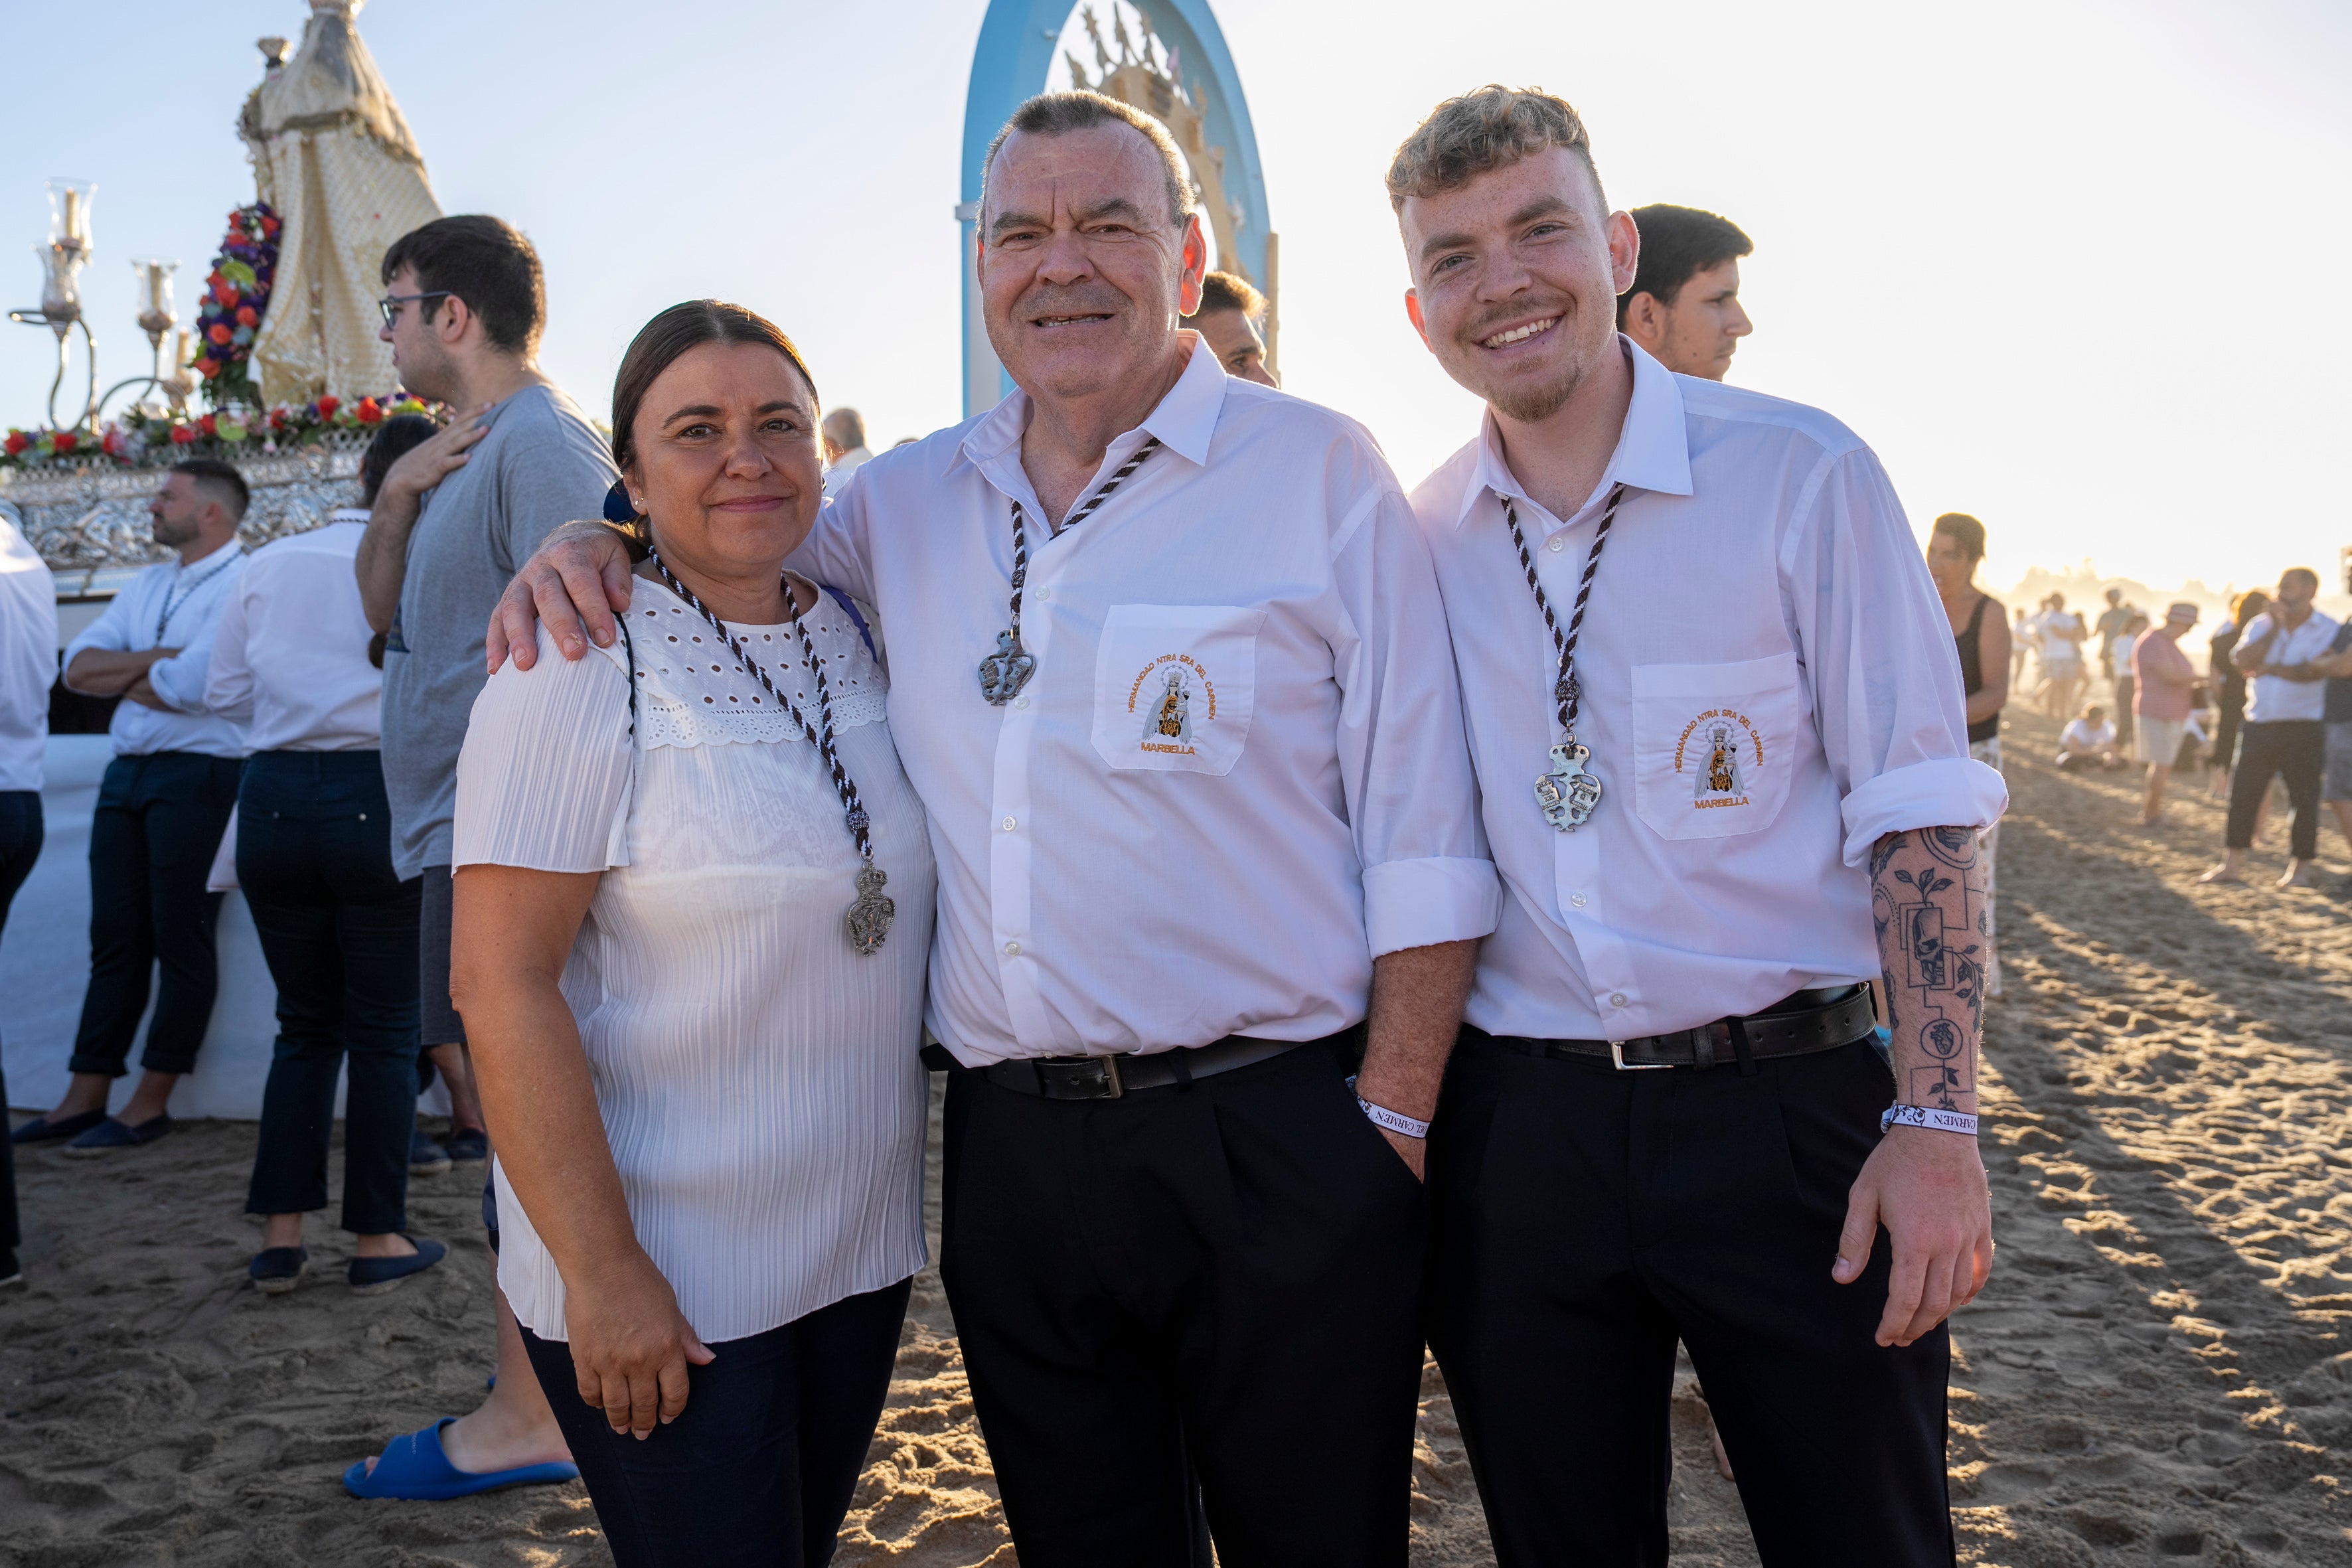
[
  {"x1": 1534, "y1": 740, "x2": 1603, "y2": 831},
  {"x1": 977, "y1": 629, "x2": 1036, "y2": 706},
  {"x1": 846, "y1": 864, "x2": 895, "y2": 955}
]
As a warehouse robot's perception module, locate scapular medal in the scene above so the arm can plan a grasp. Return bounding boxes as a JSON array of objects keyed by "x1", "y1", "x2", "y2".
[
  {"x1": 1535, "y1": 738, "x2": 1603, "y2": 831},
  {"x1": 846, "y1": 864, "x2": 896, "y2": 955},
  {"x1": 977, "y1": 629, "x2": 1036, "y2": 706}
]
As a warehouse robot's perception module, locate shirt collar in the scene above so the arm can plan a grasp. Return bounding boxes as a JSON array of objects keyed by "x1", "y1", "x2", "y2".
[
  {"x1": 1452, "y1": 335, "x2": 1695, "y2": 528},
  {"x1": 951, "y1": 331, "x2": 1225, "y2": 486}
]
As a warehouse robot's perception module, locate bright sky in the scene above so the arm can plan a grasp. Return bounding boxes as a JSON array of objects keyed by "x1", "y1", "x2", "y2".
[{"x1": 4, "y1": 0, "x2": 2346, "y2": 599}]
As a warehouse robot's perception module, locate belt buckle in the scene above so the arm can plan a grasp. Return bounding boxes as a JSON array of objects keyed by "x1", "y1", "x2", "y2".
[
  {"x1": 1608, "y1": 1041, "x2": 1674, "y2": 1071},
  {"x1": 1053, "y1": 1054, "x2": 1123, "y2": 1099}
]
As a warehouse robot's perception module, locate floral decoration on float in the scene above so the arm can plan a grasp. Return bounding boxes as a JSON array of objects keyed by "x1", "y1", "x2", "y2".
[
  {"x1": 191, "y1": 202, "x2": 280, "y2": 408},
  {"x1": 2, "y1": 393, "x2": 432, "y2": 471}
]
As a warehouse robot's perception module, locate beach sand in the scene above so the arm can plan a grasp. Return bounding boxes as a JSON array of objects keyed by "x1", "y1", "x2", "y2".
[{"x1": 5, "y1": 707, "x2": 2350, "y2": 1566}]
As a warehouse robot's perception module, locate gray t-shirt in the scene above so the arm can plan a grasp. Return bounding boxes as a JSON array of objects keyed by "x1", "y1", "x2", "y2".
[{"x1": 381, "y1": 382, "x2": 615, "y2": 879}]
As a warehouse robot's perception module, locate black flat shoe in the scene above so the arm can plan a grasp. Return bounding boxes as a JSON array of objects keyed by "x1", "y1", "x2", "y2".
[
  {"x1": 350, "y1": 1236, "x2": 446, "y2": 1296},
  {"x1": 11, "y1": 1109, "x2": 105, "y2": 1146},
  {"x1": 249, "y1": 1245, "x2": 309, "y2": 1295},
  {"x1": 62, "y1": 1115, "x2": 174, "y2": 1158},
  {"x1": 0, "y1": 1248, "x2": 22, "y2": 1289}
]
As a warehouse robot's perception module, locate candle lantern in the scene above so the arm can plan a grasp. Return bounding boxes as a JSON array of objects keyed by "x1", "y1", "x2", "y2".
[
  {"x1": 45, "y1": 179, "x2": 94, "y2": 258},
  {"x1": 132, "y1": 258, "x2": 179, "y2": 401}
]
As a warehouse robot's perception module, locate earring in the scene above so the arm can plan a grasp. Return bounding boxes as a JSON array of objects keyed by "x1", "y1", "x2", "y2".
[{"x1": 601, "y1": 479, "x2": 639, "y2": 524}]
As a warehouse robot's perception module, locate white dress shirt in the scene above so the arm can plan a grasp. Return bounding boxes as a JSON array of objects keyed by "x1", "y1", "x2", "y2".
[
  {"x1": 1410, "y1": 340, "x2": 2006, "y2": 1042},
  {"x1": 799, "y1": 335, "x2": 1498, "y2": 1065},
  {"x1": 62, "y1": 542, "x2": 246, "y2": 758},
  {"x1": 2238, "y1": 609, "x2": 2341, "y2": 724},
  {"x1": 202, "y1": 514, "x2": 382, "y2": 751},
  {"x1": 821, "y1": 445, "x2": 874, "y2": 498},
  {"x1": 455, "y1": 582, "x2": 933, "y2": 1342},
  {"x1": 0, "y1": 516, "x2": 57, "y2": 792}
]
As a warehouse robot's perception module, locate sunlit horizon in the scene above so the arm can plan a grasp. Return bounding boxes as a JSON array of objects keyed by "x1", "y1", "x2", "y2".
[{"x1": 3, "y1": 0, "x2": 2345, "y2": 607}]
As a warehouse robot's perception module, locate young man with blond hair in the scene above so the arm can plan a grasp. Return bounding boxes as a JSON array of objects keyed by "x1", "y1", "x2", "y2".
[{"x1": 1389, "y1": 85, "x2": 2003, "y2": 1565}]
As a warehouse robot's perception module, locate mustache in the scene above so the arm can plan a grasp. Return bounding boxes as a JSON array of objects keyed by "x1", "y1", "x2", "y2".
[
  {"x1": 1019, "y1": 285, "x2": 1129, "y2": 321},
  {"x1": 1457, "y1": 298, "x2": 1575, "y2": 341}
]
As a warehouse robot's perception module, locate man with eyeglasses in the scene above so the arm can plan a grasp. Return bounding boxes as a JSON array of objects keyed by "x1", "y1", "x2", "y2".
[{"x1": 344, "y1": 212, "x2": 611, "y2": 1501}]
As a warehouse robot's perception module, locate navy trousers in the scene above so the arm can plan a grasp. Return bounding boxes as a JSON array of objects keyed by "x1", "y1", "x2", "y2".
[
  {"x1": 523, "y1": 1277, "x2": 913, "y2": 1568},
  {"x1": 237, "y1": 752, "x2": 421, "y2": 1235},
  {"x1": 68, "y1": 751, "x2": 241, "y2": 1077},
  {"x1": 0, "y1": 789, "x2": 43, "y2": 1254}
]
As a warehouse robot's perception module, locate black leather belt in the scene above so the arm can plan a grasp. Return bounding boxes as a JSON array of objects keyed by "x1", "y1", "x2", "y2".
[
  {"x1": 922, "y1": 1027, "x2": 1363, "y2": 1101},
  {"x1": 1477, "y1": 984, "x2": 1877, "y2": 1071}
]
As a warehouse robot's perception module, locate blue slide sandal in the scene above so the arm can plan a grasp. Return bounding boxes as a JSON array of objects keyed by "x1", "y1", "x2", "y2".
[{"x1": 343, "y1": 1417, "x2": 579, "y2": 1500}]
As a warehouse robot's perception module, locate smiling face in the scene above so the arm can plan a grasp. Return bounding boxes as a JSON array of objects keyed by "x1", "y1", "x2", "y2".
[
  {"x1": 624, "y1": 340, "x2": 823, "y2": 591},
  {"x1": 978, "y1": 121, "x2": 1208, "y2": 405},
  {"x1": 1399, "y1": 146, "x2": 1638, "y2": 425}
]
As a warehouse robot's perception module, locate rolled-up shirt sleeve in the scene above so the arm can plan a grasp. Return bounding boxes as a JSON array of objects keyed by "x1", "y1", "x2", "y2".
[
  {"x1": 1780, "y1": 445, "x2": 2007, "y2": 865},
  {"x1": 61, "y1": 589, "x2": 133, "y2": 684},
  {"x1": 1330, "y1": 483, "x2": 1502, "y2": 957}
]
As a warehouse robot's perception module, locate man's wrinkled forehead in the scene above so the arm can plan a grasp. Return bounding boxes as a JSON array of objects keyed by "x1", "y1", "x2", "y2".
[{"x1": 984, "y1": 122, "x2": 1170, "y2": 230}]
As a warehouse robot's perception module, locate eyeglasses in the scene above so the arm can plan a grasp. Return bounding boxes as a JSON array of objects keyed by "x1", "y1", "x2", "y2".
[{"x1": 378, "y1": 291, "x2": 451, "y2": 327}]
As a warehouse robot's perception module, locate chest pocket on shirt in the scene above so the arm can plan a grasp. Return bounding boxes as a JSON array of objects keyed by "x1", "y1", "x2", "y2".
[
  {"x1": 1092, "y1": 604, "x2": 1263, "y2": 775},
  {"x1": 1631, "y1": 653, "x2": 1802, "y2": 840}
]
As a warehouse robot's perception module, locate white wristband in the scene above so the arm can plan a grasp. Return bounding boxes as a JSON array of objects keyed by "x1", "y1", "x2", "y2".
[
  {"x1": 1881, "y1": 1103, "x2": 1978, "y2": 1137},
  {"x1": 1358, "y1": 1097, "x2": 1431, "y2": 1139}
]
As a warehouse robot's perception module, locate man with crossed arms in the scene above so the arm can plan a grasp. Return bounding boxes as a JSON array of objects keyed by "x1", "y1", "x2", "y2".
[
  {"x1": 487, "y1": 91, "x2": 1492, "y2": 1567},
  {"x1": 1389, "y1": 87, "x2": 2003, "y2": 1564}
]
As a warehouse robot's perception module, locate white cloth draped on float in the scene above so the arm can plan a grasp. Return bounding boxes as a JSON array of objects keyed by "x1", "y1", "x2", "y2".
[{"x1": 244, "y1": 0, "x2": 441, "y2": 407}]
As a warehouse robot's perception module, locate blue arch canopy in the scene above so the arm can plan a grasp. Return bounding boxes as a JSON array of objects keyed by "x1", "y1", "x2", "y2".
[{"x1": 958, "y1": 0, "x2": 1273, "y2": 416}]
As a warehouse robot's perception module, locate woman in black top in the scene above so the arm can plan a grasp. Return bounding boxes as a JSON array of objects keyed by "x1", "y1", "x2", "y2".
[
  {"x1": 2208, "y1": 589, "x2": 2267, "y2": 796},
  {"x1": 1926, "y1": 514, "x2": 2007, "y2": 996}
]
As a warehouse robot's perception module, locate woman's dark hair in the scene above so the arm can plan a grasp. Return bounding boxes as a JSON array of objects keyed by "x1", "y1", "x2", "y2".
[
  {"x1": 1931, "y1": 511, "x2": 1986, "y2": 564},
  {"x1": 609, "y1": 301, "x2": 820, "y2": 492},
  {"x1": 358, "y1": 413, "x2": 442, "y2": 507}
]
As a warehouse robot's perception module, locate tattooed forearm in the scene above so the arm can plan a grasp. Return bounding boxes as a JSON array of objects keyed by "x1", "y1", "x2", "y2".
[{"x1": 1871, "y1": 826, "x2": 1987, "y2": 1113}]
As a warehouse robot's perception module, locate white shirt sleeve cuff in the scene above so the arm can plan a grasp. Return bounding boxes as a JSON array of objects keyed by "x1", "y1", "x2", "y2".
[
  {"x1": 1840, "y1": 757, "x2": 2009, "y2": 866},
  {"x1": 1362, "y1": 855, "x2": 1502, "y2": 959}
]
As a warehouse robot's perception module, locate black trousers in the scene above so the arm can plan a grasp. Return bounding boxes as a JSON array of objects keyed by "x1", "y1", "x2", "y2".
[
  {"x1": 68, "y1": 751, "x2": 241, "y2": 1077},
  {"x1": 2113, "y1": 674, "x2": 2136, "y2": 745},
  {"x1": 0, "y1": 790, "x2": 44, "y2": 1255},
  {"x1": 2226, "y1": 720, "x2": 2325, "y2": 858},
  {"x1": 2213, "y1": 678, "x2": 2248, "y2": 772},
  {"x1": 237, "y1": 753, "x2": 422, "y2": 1235},
  {"x1": 939, "y1": 1039, "x2": 1427, "y2": 1568},
  {"x1": 522, "y1": 1277, "x2": 913, "y2": 1568},
  {"x1": 1429, "y1": 1030, "x2": 1953, "y2": 1568}
]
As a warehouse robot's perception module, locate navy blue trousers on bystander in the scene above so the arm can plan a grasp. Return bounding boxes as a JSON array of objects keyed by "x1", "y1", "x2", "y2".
[
  {"x1": 0, "y1": 789, "x2": 44, "y2": 1267},
  {"x1": 237, "y1": 751, "x2": 422, "y2": 1235}
]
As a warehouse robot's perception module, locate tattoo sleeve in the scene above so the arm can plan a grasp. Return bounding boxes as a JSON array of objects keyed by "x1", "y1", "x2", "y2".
[{"x1": 1871, "y1": 826, "x2": 1986, "y2": 1115}]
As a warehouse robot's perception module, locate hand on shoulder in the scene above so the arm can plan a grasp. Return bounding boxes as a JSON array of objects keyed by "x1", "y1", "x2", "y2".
[{"x1": 487, "y1": 521, "x2": 637, "y2": 674}]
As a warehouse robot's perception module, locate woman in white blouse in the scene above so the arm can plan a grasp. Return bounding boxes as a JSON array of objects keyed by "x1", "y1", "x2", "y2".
[{"x1": 449, "y1": 301, "x2": 933, "y2": 1567}]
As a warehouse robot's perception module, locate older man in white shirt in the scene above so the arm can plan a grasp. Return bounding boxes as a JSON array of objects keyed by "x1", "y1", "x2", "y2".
[
  {"x1": 1387, "y1": 88, "x2": 2005, "y2": 1566},
  {"x1": 15, "y1": 462, "x2": 249, "y2": 1157},
  {"x1": 0, "y1": 510, "x2": 58, "y2": 1285},
  {"x1": 490, "y1": 90, "x2": 1494, "y2": 1567}
]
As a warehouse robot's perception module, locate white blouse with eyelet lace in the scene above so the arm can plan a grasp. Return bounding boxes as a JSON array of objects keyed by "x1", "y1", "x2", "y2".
[{"x1": 452, "y1": 575, "x2": 934, "y2": 1345}]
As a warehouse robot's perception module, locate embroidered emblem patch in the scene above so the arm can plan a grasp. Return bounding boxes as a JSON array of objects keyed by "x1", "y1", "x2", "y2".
[
  {"x1": 1125, "y1": 655, "x2": 1218, "y2": 758},
  {"x1": 1673, "y1": 708, "x2": 1766, "y2": 811}
]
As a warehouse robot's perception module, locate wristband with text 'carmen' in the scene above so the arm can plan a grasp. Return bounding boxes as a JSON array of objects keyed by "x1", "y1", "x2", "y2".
[
  {"x1": 1346, "y1": 1075, "x2": 1431, "y2": 1138},
  {"x1": 1881, "y1": 1103, "x2": 1978, "y2": 1137}
]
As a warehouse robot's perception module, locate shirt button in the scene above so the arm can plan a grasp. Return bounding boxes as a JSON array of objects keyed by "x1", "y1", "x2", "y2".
[
  {"x1": 1547, "y1": 534, "x2": 1567, "y2": 553},
  {"x1": 1014, "y1": 696, "x2": 1030, "y2": 710},
  {"x1": 1610, "y1": 992, "x2": 1628, "y2": 1007},
  {"x1": 1569, "y1": 893, "x2": 1587, "y2": 908},
  {"x1": 1001, "y1": 817, "x2": 1016, "y2": 831},
  {"x1": 1034, "y1": 588, "x2": 1050, "y2": 601},
  {"x1": 1004, "y1": 941, "x2": 1022, "y2": 957}
]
